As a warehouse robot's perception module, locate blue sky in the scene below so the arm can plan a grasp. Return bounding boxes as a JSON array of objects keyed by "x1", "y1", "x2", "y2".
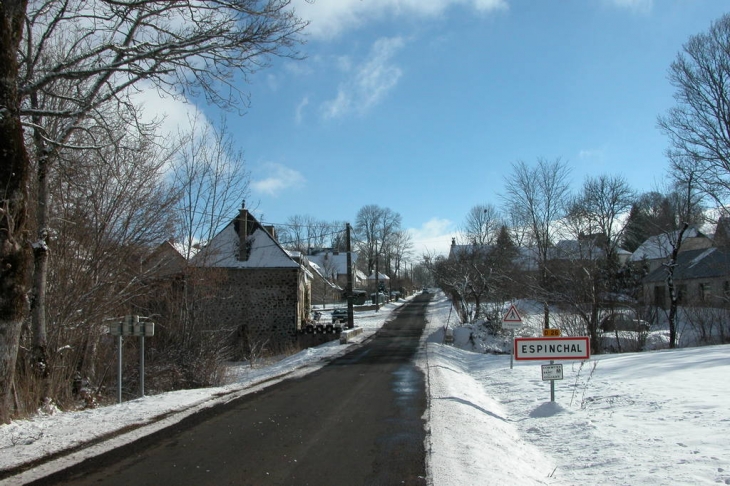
[{"x1": 195, "y1": 0, "x2": 729, "y2": 256}]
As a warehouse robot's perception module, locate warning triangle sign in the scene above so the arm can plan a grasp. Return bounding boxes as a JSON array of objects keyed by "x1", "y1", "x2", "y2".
[{"x1": 502, "y1": 304, "x2": 522, "y2": 322}]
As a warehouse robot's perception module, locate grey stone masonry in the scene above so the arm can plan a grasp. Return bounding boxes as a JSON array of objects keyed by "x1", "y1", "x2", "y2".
[{"x1": 200, "y1": 267, "x2": 303, "y2": 353}]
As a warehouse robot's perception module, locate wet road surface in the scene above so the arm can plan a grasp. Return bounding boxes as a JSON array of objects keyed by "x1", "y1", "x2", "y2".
[{"x1": 31, "y1": 295, "x2": 431, "y2": 486}]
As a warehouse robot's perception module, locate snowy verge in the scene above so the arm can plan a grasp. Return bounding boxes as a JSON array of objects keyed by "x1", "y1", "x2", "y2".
[{"x1": 422, "y1": 344, "x2": 559, "y2": 485}]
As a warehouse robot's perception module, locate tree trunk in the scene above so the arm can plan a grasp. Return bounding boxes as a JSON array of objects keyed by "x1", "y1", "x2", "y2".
[
  {"x1": 31, "y1": 105, "x2": 51, "y2": 394},
  {"x1": 666, "y1": 223, "x2": 688, "y2": 349},
  {"x1": 0, "y1": 0, "x2": 31, "y2": 424}
]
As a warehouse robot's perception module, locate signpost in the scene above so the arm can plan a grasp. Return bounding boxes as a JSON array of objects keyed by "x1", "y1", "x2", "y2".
[
  {"x1": 514, "y1": 336, "x2": 590, "y2": 361},
  {"x1": 502, "y1": 304, "x2": 522, "y2": 369},
  {"x1": 108, "y1": 315, "x2": 155, "y2": 403},
  {"x1": 515, "y1": 336, "x2": 590, "y2": 402},
  {"x1": 541, "y1": 363, "x2": 563, "y2": 381}
]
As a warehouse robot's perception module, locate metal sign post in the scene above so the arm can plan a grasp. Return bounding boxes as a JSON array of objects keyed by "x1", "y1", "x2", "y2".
[
  {"x1": 108, "y1": 315, "x2": 155, "y2": 403},
  {"x1": 501, "y1": 304, "x2": 522, "y2": 370},
  {"x1": 117, "y1": 335, "x2": 123, "y2": 404},
  {"x1": 515, "y1": 337, "x2": 588, "y2": 403}
]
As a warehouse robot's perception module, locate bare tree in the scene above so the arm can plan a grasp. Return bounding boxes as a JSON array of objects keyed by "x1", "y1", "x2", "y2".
[
  {"x1": 354, "y1": 205, "x2": 402, "y2": 275},
  {"x1": 461, "y1": 204, "x2": 502, "y2": 246},
  {"x1": 17, "y1": 125, "x2": 181, "y2": 413},
  {"x1": 502, "y1": 158, "x2": 572, "y2": 283},
  {"x1": 502, "y1": 158, "x2": 571, "y2": 328},
  {"x1": 172, "y1": 114, "x2": 250, "y2": 259},
  {"x1": 658, "y1": 13, "x2": 730, "y2": 209},
  {"x1": 277, "y1": 215, "x2": 337, "y2": 253},
  {"x1": 7, "y1": 0, "x2": 306, "y2": 415},
  {"x1": 578, "y1": 175, "x2": 635, "y2": 260},
  {"x1": 558, "y1": 175, "x2": 635, "y2": 353},
  {"x1": 662, "y1": 165, "x2": 706, "y2": 348},
  {"x1": 0, "y1": 0, "x2": 33, "y2": 424},
  {"x1": 387, "y1": 230, "x2": 413, "y2": 286}
]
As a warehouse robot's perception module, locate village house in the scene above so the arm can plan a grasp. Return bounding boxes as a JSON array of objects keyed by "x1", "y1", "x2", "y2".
[
  {"x1": 637, "y1": 219, "x2": 730, "y2": 309},
  {"x1": 189, "y1": 206, "x2": 314, "y2": 355},
  {"x1": 305, "y1": 249, "x2": 367, "y2": 306},
  {"x1": 641, "y1": 246, "x2": 730, "y2": 308}
]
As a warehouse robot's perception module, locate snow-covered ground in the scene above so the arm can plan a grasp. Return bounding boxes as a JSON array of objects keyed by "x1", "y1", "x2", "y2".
[{"x1": 2, "y1": 292, "x2": 729, "y2": 485}]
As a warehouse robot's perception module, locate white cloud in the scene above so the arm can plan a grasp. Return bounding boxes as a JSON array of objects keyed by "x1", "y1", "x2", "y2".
[
  {"x1": 321, "y1": 37, "x2": 405, "y2": 119},
  {"x1": 295, "y1": 96, "x2": 310, "y2": 124},
  {"x1": 578, "y1": 148, "x2": 605, "y2": 160},
  {"x1": 604, "y1": 0, "x2": 652, "y2": 13},
  {"x1": 408, "y1": 218, "x2": 457, "y2": 257},
  {"x1": 130, "y1": 82, "x2": 205, "y2": 140},
  {"x1": 266, "y1": 74, "x2": 279, "y2": 92},
  {"x1": 291, "y1": 0, "x2": 508, "y2": 40},
  {"x1": 252, "y1": 163, "x2": 306, "y2": 196}
]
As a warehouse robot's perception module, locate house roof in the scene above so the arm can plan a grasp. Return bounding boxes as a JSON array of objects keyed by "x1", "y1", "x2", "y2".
[
  {"x1": 642, "y1": 247, "x2": 730, "y2": 283},
  {"x1": 190, "y1": 220, "x2": 299, "y2": 269},
  {"x1": 367, "y1": 272, "x2": 390, "y2": 280},
  {"x1": 306, "y1": 251, "x2": 358, "y2": 278},
  {"x1": 549, "y1": 239, "x2": 606, "y2": 261},
  {"x1": 629, "y1": 227, "x2": 705, "y2": 262},
  {"x1": 142, "y1": 240, "x2": 187, "y2": 276}
]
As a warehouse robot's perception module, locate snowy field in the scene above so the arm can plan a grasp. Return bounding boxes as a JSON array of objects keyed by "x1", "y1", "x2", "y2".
[
  {"x1": 2, "y1": 292, "x2": 730, "y2": 485},
  {"x1": 422, "y1": 294, "x2": 730, "y2": 486}
]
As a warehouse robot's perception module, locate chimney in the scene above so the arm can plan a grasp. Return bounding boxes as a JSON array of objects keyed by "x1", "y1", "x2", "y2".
[
  {"x1": 237, "y1": 208, "x2": 250, "y2": 261},
  {"x1": 265, "y1": 225, "x2": 277, "y2": 241}
]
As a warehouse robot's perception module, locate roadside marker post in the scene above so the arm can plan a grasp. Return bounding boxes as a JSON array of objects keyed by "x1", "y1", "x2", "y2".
[
  {"x1": 108, "y1": 315, "x2": 155, "y2": 403},
  {"x1": 501, "y1": 304, "x2": 522, "y2": 369},
  {"x1": 514, "y1": 336, "x2": 590, "y2": 402}
]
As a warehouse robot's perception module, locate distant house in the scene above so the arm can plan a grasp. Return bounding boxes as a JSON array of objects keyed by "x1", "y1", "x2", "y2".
[
  {"x1": 633, "y1": 218, "x2": 730, "y2": 308},
  {"x1": 642, "y1": 247, "x2": 730, "y2": 308},
  {"x1": 629, "y1": 227, "x2": 712, "y2": 274},
  {"x1": 305, "y1": 249, "x2": 366, "y2": 306},
  {"x1": 141, "y1": 240, "x2": 186, "y2": 278},
  {"x1": 306, "y1": 249, "x2": 365, "y2": 288},
  {"x1": 190, "y1": 207, "x2": 313, "y2": 354}
]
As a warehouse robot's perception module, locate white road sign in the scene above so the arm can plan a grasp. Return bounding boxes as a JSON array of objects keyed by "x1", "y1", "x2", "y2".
[
  {"x1": 514, "y1": 337, "x2": 590, "y2": 361},
  {"x1": 541, "y1": 364, "x2": 564, "y2": 381},
  {"x1": 501, "y1": 304, "x2": 522, "y2": 330}
]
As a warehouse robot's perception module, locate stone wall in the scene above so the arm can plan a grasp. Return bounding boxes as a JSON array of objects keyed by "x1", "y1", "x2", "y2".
[{"x1": 198, "y1": 267, "x2": 303, "y2": 356}]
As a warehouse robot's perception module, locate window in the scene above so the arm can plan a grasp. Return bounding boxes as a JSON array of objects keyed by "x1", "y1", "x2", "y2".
[
  {"x1": 699, "y1": 283, "x2": 712, "y2": 302},
  {"x1": 654, "y1": 285, "x2": 666, "y2": 308}
]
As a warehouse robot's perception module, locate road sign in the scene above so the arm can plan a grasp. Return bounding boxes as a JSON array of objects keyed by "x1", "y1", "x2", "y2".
[
  {"x1": 514, "y1": 337, "x2": 590, "y2": 361},
  {"x1": 501, "y1": 304, "x2": 522, "y2": 330},
  {"x1": 109, "y1": 321, "x2": 155, "y2": 336},
  {"x1": 541, "y1": 364, "x2": 563, "y2": 381},
  {"x1": 543, "y1": 328, "x2": 561, "y2": 337}
]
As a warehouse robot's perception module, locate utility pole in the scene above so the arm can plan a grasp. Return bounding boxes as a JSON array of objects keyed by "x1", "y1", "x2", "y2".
[
  {"x1": 346, "y1": 223, "x2": 354, "y2": 329},
  {"x1": 374, "y1": 239, "x2": 379, "y2": 312}
]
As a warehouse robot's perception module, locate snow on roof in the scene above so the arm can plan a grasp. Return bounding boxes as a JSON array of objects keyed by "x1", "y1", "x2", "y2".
[
  {"x1": 190, "y1": 224, "x2": 299, "y2": 268},
  {"x1": 306, "y1": 251, "x2": 357, "y2": 278},
  {"x1": 367, "y1": 272, "x2": 390, "y2": 280},
  {"x1": 629, "y1": 227, "x2": 704, "y2": 262},
  {"x1": 643, "y1": 246, "x2": 730, "y2": 283}
]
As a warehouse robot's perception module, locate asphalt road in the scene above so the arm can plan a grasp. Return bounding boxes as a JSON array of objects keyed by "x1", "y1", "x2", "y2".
[{"x1": 31, "y1": 294, "x2": 431, "y2": 486}]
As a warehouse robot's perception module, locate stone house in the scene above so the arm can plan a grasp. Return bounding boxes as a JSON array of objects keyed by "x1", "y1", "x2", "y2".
[
  {"x1": 636, "y1": 218, "x2": 730, "y2": 308},
  {"x1": 190, "y1": 207, "x2": 313, "y2": 354},
  {"x1": 141, "y1": 240, "x2": 187, "y2": 278},
  {"x1": 641, "y1": 246, "x2": 730, "y2": 309},
  {"x1": 629, "y1": 226, "x2": 712, "y2": 274},
  {"x1": 305, "y1": 249, "x2": 366, "y2": 305}
]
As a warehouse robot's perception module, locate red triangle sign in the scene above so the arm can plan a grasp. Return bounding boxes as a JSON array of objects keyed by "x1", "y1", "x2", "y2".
[{"x1": 502, "y1": 304, "x2": 522, "y2": 322}]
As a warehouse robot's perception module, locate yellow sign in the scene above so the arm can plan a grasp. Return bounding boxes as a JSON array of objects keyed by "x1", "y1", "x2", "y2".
[{"x1": 543, "y1": 328, "x2": 561, "y2": 337}]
